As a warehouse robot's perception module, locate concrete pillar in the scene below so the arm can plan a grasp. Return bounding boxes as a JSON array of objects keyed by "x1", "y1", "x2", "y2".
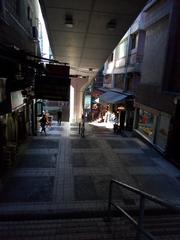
[{"x1": 70, "y1": 76, "x2": 89, "y2": 123}]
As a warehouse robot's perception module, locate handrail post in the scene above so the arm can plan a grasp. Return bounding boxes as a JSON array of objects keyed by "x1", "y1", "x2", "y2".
[
  {"x1": 107, "y1": 180, "x2": 113, "y2": 221},
  {"x1": 136, "y1": 195, "x2": 145, "y2": 240},
  {"x1": 79, "y1": 122, "x2": 81, "y2": 134},
  {"x1": 81, "y1": 121, "x2": 85, "y2": 137}
]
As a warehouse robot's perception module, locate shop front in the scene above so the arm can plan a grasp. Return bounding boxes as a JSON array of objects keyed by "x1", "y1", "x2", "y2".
[
  {"x1": 136, "y1": 108, "x2": 155, "y2": 141},
  {"x1": 94, "y1": 89, "x2": 134, "y2": 130},
  {"x1": 7, "y1": 90, "x2": 27, "y2": 145},
  {"x1": 134, "y1": 103, "x2": 170, "y2": 152}
]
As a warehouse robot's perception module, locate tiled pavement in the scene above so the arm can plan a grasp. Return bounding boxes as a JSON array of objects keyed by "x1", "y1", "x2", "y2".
[{"x1": 0, "y1": 121, "x2": 180, "y2": 215}]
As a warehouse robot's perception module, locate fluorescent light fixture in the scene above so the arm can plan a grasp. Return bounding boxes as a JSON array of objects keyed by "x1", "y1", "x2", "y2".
[
  {"x1": 65, "y1": 14, "x2": 74, "y2": 28},
  {"x1": 106, "y1": 19, "x2": 117, "y2": 30}
]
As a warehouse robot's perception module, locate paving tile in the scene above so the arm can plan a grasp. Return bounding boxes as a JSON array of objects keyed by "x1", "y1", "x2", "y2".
[
  {"x1": 17, "y1": 154, "x2": 57, "y2": 168},
  {"x1": 93, "y1": 175, "x2": 123, "y2": 200},
  {"x1": 49, "y1": 127, "x2": 62, "y2": 131},
  {"x1": 74, "y1": 176, "x2": 97, "y2": 201},
  {"x1": 0, "y1": 177, "x2": 54, "y2": 202},
  {"x1": 106, "y1": 139, "x2": 141, "y2": 149},
  {"x1": 133, "y1": 175, "x2": 180, "y2": 201},
  {"x1": 127, "y1": 167, "x2": 162, "y2": 175},
  {"x1": 70, "y1": 127, "x2": 79, "y2": 131},
  {"x1": 72, "y1": 152, "x2": 106, "y2": 167},
  {"x1": 28, "y1": 139, "x2": 59, "y2": 148},
  {"x1": 117, "y1": 154, "x2": 157, "y2": 167},
  {"x1": 71, "y1": 139, "x2": 98, "y2": 149}
]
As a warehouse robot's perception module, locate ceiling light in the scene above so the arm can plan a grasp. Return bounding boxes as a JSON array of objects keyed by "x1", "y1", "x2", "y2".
[
  {"x1": 65, "y1": 14, "x2": 74, "y2": 28},
  {"x1": 106, "y1": 19, "x2": 117, "y2": 30}
]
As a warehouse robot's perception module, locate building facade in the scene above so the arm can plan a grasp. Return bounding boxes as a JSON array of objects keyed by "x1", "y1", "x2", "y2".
[
  {"x1": 103, "y1": 0, "x2": 180, "y2": 167},
  {"x1": 0, "y1": 0, "x2": 41, "y2": 169}
]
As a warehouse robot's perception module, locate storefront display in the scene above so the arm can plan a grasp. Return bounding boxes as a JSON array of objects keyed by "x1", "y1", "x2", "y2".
[
  {"x1": 137, "y1": 109, "x2": 155, "y2": 140},
  {"x1": 155, "y1": 113, "x2": 170, "y2": 150},
  {"x1": 135, "y1": 105, "x2": 171, "y2": 153}
]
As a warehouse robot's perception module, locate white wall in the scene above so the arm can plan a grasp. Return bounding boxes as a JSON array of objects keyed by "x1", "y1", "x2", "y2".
[{"x1": 70, "y1": 77, "x2": 89, "y2": 122}]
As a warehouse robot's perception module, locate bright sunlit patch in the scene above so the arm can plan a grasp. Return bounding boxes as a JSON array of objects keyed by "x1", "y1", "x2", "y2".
[
  {"x1": 38, "y1": 1, "x2": 50, "y2": 58},
  {"x1": 70, "y1": 85, "x2": 74, "y2": 122},
  {"x1": 89, "y1": 121, "x2": 114, "y2": 129}
]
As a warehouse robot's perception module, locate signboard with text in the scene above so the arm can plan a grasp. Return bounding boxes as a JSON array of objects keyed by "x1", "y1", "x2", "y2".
[{"x1": 35, "y1": 64, "x2": 70, "y2": 101}]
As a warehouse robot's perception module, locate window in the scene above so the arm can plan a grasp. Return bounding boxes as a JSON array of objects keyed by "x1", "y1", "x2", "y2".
[
  {"x1": 27, "y1": 6, "x2": 31, "y2": 20},
  {"x1": 107, "y1": 53, "x2": 114, "y2": 63},
  {"x1": 27, "y1": 5, "x2": 32, "y2": 26},
  {"x1": 114, "y1": 74, "x2": 124, "y2": 90},
  {"x1": 117, "y1": 40, "x2": 128, "y2": 59},
  {"x1": 104, "y1": 74, "x2": 112, "y2": 85},
  {"x1": 126, "y1": 73, "x2": 133, "y2": 91},
  {"x1": 131, "y1": 33, "x2": 137, "y2": 50}
]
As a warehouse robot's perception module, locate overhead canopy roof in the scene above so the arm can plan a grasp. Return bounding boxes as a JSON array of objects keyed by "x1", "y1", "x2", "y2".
[
  {"x1": 98, "y1": 91, "x2": 128, "y2": 104},
  {"x1": 39, "y1": 0, "x2": 147, "y2": 79}
]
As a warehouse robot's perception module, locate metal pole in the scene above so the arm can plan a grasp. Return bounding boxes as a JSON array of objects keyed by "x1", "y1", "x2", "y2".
[
  {"x1": 136, "y1": 195, "x2": 145, "y2": 240},
  {"x1": 79, "y1": 122, "x2": 81, "y2": 134},
  {"x1": 34, "y1": 99, "x2": 37, "y2": 136},
  {"x1": 107, "y1": 180, "x2": 113, "y2": 221}
]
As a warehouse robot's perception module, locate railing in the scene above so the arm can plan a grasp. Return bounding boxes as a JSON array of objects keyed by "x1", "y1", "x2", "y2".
[{"x1": 108, "y1": 179, "x2": 180, "y2": 240}]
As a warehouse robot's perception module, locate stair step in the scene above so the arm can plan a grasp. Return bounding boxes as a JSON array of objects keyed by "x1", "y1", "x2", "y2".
[{"x1": 0, "y1": 214, "x2": 180, "y2": 240}]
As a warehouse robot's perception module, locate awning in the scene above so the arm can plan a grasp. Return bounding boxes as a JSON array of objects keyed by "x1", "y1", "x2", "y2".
[{"x1": 98, "y1": 91, "x2": 127, "y2": 104}]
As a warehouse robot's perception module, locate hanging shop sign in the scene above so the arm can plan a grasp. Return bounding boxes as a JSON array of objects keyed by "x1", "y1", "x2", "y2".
[
  {"x1": 0, "y1": 78, "x2": 7, "y2": 102},
  {"x1": 35, "y1": 64, "x2": 70, "y2": 101},
  {"x1": 0, "y1": 78, "x2": 11, "y2": 114}
]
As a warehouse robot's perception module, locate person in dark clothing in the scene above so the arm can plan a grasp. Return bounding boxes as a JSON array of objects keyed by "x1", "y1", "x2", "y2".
[
  {"x1": 57, "y1": 110, "x2": 62, "y2": 125},
  {"x1": 39, "y1": 114, "x2": 47, "y2": 135}
]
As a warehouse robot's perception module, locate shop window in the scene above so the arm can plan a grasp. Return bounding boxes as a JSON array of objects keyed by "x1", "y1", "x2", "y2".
[
  {"x1": 137, "y1": 109, "x2": 155, "y2": 140},
  {"x1": 155, "y1": 113, "x2": 170, "y2": 150}
]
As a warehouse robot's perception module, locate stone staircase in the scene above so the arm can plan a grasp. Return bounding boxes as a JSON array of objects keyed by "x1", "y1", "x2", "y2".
[{"x1": 0, "y1": 212, "x2": 180, "y2": 240}]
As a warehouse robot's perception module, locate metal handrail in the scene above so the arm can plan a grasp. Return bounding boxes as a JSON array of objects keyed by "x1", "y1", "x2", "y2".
[{"x1": 108, "y1": 179, "x2": 180, "y2": 240}]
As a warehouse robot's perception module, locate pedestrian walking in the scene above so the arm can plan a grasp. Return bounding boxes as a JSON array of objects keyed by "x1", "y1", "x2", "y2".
[
  {"x1": 57, "y1": 109, "x2": 62, "y2": 125},
  {"x1": 39, "y1": 114, "x2": 47, "y2": 135}
]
